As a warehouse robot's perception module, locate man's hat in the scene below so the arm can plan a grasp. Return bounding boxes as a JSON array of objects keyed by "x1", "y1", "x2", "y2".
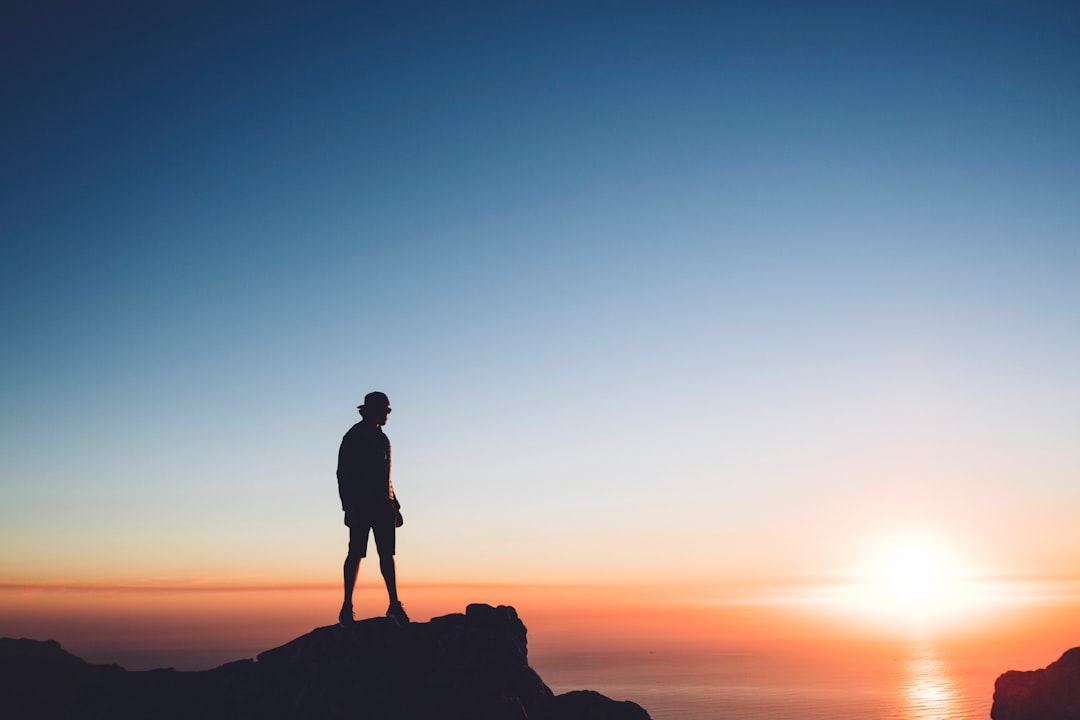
[{"x1": 358, "y1": 391, "x2": 390, "y2": 410}]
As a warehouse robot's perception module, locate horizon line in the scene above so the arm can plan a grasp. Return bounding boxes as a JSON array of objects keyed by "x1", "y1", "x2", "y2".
[
  {"x1": 0, "y1": 580, "x2": 670, "y2": 594},
  {"x1": 4, "y1": 574, "x2": 1080, "y2": 595}
]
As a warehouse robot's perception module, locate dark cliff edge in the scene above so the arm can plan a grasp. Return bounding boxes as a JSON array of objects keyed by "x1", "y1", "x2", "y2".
[
  {"x1": 992, "y1": 647, "x2": 1080, "y2": 720},
  {"x1": 0, "y1": 603, "x2": 650, "y2": 720}
]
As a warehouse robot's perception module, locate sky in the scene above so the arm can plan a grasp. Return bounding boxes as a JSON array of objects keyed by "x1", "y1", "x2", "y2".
[{"x1": 2, "y1": 0, "x2": 1079, "y2": 603}]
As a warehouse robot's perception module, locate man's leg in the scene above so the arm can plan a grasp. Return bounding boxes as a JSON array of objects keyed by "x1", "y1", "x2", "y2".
[
  {"x1": 373, "y1": 514, "x2": 408, "y2": 623},
  {"x1": 380, "y1": 552, "x2": 409, "y2": 624},
  {"x1": 378, "y1": 552, "x2": 398, "y2": 606},
  {"x1": 341, "y1": 514, "x2": 369, "y2": 623},
  {"x1": 343, "y1": 553, "x2": 361, "y2": 608}
]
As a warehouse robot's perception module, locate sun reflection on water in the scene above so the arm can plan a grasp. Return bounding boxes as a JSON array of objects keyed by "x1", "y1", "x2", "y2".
[{"x1": 900, "y1": 645, "x2": 964, "y2": 720}]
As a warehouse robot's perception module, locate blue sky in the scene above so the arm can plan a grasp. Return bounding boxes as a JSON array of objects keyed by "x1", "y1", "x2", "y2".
[{"x1": 2, "y1": 1, "x2": 1078, "y2": 590}]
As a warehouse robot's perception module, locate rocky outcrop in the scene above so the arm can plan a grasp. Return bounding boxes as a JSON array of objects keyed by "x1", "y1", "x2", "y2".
[
  {"x1": 992, "y1": 647, "x2": 1080, "y2": 720},
  {"x1": 0, "y1": 603, "x2": 650, "y2": 720}
]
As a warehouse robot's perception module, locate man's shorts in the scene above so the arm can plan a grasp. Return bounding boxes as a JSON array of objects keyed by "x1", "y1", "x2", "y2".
[{"x1": 344, "y1": 503, "x2": 396, "y2": 558}]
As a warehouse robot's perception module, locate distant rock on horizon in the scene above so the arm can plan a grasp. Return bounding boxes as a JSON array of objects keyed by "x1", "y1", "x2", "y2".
[
  {"x1": 0, "y1": 603, "x2": 650, "y2": 719},
  {"x1": 992, "y1": 646, "x2": 1080, "y2": 720}
]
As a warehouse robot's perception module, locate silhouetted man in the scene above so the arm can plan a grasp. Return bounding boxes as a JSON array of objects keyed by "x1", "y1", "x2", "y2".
[{"x1": 337, "y1": 391, "x2": 408, "y2": 625}]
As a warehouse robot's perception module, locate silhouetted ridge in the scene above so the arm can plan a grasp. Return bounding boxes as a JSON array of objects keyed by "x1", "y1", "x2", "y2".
[
  {"x1": 0, "y1": 603, "x2": 650, "y2": 720},
  {"x1": 992, "y1": 646, "x2": 1080, "y2": 720}
]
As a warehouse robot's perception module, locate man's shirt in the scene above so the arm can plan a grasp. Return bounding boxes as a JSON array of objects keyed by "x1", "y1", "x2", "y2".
[{"x1": 337, "y1": 422, "x2": 393, "y2": 510}]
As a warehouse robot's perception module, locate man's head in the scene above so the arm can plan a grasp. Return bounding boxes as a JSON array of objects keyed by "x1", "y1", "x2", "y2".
[{"x1": 358, "y1": 391, "x2": 391, "y2": 426}]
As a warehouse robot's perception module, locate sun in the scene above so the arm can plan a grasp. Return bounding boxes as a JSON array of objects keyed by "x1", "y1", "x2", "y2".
[
  {"x1": 880, "y1": 537, "x2": 950, "y2": 603},
  {"x1": 845, "y1": 531, "x2": 981, "y2": 627}
]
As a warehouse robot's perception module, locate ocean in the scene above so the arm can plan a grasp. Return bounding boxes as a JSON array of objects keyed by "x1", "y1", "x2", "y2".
[
  {"x1": 518, "y1": 582, "x2": 1080, "y2": 720},
  {"x1": 535, "y1": 642, "x2": 986, "y2": 719}
]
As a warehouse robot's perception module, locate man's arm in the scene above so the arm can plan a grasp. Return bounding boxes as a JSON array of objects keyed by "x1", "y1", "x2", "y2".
[{"x1": 337, "y1": 429, "x2": 357, "y2": 510}]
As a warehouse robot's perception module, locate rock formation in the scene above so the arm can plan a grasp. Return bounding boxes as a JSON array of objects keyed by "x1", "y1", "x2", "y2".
[
  {"x1": 0, "y1": 603, "x2": 650, "y2": 719},
  {"x1": 992, "y1": 646, "x2": 1080, "y2": 720}
]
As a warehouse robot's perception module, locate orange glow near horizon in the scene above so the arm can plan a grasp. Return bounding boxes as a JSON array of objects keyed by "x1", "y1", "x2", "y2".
[{"x1": 5, "y1": 575, "x2": 1080, "y2": 665}]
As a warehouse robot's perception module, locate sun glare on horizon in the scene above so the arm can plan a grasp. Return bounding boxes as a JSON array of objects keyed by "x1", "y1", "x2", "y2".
[
  {"x1": 858, "y1": 532, "x2": 984, "y2": 625},
  {"x1": 817, "y1": 531, "x2": 994, "y2": 631}
]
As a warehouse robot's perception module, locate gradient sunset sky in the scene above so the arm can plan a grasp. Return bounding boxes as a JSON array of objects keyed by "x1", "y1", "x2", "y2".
[{"x1": 2, "y1": 1, "x2": 1078, "y2": 600}]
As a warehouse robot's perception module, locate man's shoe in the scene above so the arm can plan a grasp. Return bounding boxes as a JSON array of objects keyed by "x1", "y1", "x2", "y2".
[
  {"x1": 386, "y1": 602, "x2": 409, "y2": 626},
  {"x1": 339, "y1": 603, "x2": 354, "y2": 625}
]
